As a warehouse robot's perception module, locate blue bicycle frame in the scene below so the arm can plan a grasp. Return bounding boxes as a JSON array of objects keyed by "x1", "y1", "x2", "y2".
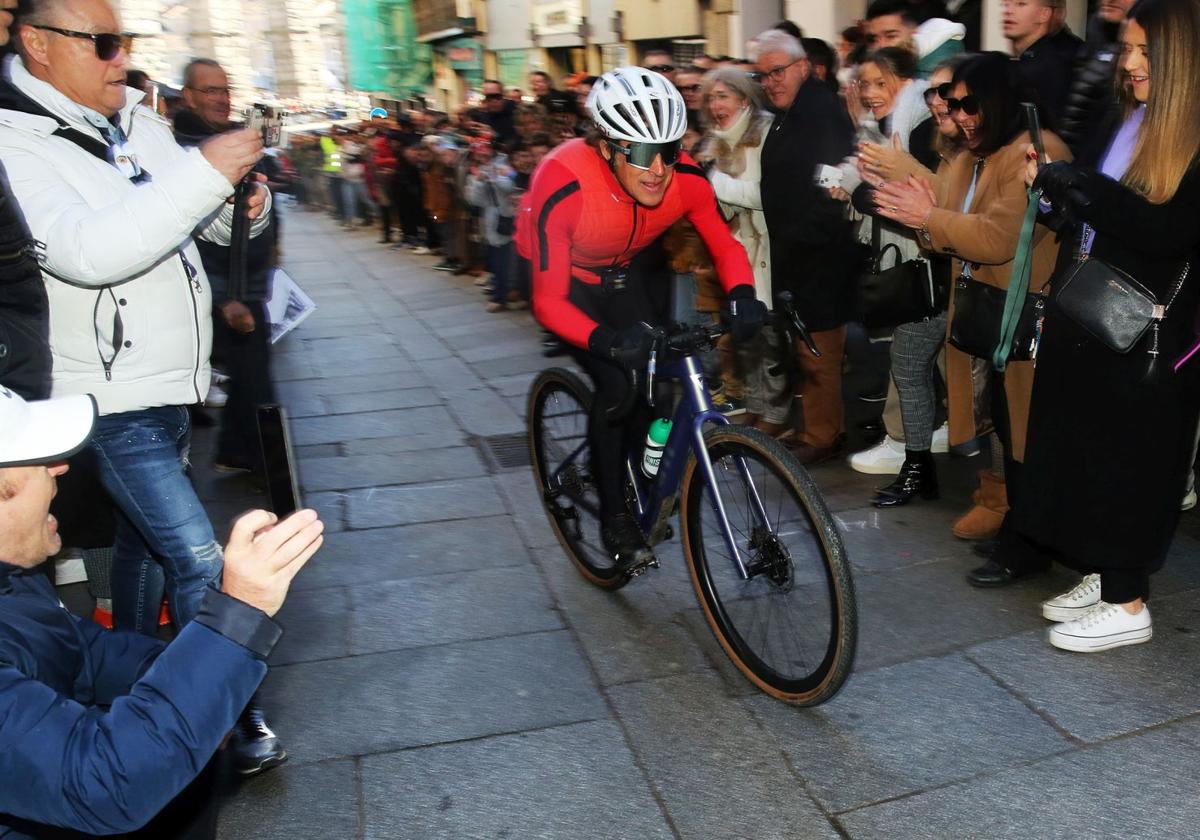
[{"x1": 622, "y1": 352, "x2": 774, "y2": 580}]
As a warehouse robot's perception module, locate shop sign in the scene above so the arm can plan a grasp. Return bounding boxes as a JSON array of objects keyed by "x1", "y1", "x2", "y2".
[
  {"x1": 443, "y1": 36, "x2": 481, "y2": 69},
  {"x1": 533, "y1": 0, "x2": 582, "y2": 38}
]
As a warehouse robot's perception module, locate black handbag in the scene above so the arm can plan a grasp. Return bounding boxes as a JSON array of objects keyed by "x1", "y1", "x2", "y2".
[
  {"x1": 946, "y1": 188, "x2": 1044, "y2": 369},
  {"x1": 948, "y1": 276, "x2": 1044, "y2": 361},
  {"x1": 1055, "y1": 255, "x2": 1190, "y2": 355},
  {"x1": 857, "y1": 220, "x2": 938, "y2": 329}
]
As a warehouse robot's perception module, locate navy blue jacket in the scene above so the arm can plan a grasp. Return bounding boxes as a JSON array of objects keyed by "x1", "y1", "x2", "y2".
[{"x1": 0, "y1": 563, "x2": 281, "y2": 838}]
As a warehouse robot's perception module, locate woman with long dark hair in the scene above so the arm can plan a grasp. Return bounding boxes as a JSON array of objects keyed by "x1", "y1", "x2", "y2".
[
  {"x1": 872, "y1": 51, "x2": 1070, "y2": 581},
  {"x1": 1010, "y1": 0, "x2": 1200, "y2": 652}
]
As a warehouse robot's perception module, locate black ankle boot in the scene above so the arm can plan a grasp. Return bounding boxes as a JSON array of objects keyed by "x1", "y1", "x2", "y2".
[
  {"x1": 871, "y1": 450, "x2": 938, "y2": 507},
  {"x1": 229, "y1": 696, "x2": 287, "y2": 777}
]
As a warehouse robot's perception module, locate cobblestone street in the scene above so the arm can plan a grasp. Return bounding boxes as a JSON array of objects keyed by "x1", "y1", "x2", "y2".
[{"x1": 202, "y1": 207, "x2": 1200, "y2": 839}]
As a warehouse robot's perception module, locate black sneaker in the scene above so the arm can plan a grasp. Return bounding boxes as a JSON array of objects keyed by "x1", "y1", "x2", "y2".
[
  {"x1": 229, "y1": 702, "x2": 287, "y2": 777},
  {"x1": 600, "y1": 513, "x2": 653, "y2": 572}
]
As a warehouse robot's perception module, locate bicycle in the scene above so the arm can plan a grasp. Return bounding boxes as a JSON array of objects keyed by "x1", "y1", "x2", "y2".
[{"x1": 527, "y1": 294, "x2": 857, "y2": 705}]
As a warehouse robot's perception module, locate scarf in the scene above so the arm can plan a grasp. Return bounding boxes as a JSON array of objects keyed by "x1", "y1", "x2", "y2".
[{"x1": 699, "y1": 106, "x2": 754, "y2": 178}]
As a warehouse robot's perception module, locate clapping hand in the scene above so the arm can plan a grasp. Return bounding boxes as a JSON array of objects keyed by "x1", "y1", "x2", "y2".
[{"x1": 875, "y1": 175, "x2": 937, "y2": 230}]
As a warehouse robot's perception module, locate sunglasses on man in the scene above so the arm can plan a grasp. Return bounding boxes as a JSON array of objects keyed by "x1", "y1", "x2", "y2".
[
  {"x1": 609, "y1": 139, "x2": 682, "y2": 170},
  {"x1": 647, "y1": 64, "x2": 675, "y2": 74},
  {"x1": 29, "y1": 25, "x2": 134, "y2": 61},
  {"x1": 483, "y1": 92, "x2": 504, "y2": 101}
]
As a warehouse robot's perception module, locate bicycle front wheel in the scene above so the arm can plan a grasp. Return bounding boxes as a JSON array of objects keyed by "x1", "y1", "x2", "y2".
[
  {"x1": 680, "y1": 425, "x2": 856, "y2": 705},
  {"x1": 527, "y1": 368, "x2": 630, "y2": 590}
]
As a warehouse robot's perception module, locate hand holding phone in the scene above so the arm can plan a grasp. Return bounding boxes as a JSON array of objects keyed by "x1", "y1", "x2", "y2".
[
  {"x1": 1023, "y1": 102, "x2": 1048, "y2": 168},
  {"x1": 813, "y1": 164, "x2": 844, "y2": 190},
  {"x1": 257, "y1": 404, "x2": 301, "y2": 518}
]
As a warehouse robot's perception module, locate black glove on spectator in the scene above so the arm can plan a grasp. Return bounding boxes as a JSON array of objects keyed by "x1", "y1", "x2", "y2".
[
  {"x1": 727, "y1": 285, "x2": 767, "y2": 343},
  {"x1": 1032, "y1": 161, "x2": 1092, "y2": 211},
  {"x1": 589, "y1": 322, "x2": 657, "y2": 368}
]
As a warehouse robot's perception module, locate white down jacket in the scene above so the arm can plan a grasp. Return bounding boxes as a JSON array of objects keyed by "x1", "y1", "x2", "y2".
[{"x1": 0, "y1": 56, "x2": 271, "y2": 415}]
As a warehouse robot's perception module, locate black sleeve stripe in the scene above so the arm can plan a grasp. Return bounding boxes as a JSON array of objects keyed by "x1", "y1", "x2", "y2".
[
  {"x1": 675, "y1": 163, "x2": 705, "y2": 179},
  {"x1": 537, "y1": 181, "x2": 582, "y2": 272}
]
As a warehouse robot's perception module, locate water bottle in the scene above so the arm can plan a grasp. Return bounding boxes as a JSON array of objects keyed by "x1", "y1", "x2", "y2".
[{"x1": 641, "y1": 418, "x2": 673, "y2": 478}]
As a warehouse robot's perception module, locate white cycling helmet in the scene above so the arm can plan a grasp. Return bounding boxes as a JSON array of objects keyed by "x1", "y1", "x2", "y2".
[{"x1": 586, "y1": 67, "x2": 687, "y2": 144}]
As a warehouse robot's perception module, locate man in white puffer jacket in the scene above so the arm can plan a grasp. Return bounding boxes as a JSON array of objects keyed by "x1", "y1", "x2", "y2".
[{"x1": 0, "y1": 0, "x2": 284, "y2": 775}]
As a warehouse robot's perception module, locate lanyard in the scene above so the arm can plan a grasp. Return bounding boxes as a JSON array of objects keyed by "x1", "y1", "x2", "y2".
[{"x1": 959, "y1": 159, "x2": 981, "y2": 279}]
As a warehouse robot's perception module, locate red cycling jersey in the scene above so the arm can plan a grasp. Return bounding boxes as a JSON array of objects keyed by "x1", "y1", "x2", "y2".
[{"x1": 515, "y1": 138, "x2": 754, "y2": 349}]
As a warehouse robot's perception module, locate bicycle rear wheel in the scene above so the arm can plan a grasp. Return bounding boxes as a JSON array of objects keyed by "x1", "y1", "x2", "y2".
[
  {"x1": 527, "y1": 368, "x2": 630, "y2": 590},
  {"x1": 680, "y1": 425, "x2": 856, "y2": 704}
]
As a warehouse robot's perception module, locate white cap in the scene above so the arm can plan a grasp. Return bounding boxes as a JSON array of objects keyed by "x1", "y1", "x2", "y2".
[{"x1": 0, "y1": 386, "x2": 96, "y2": 468}]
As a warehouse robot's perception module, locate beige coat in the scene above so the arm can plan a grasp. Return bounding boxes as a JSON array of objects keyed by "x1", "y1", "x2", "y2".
[{"x1": 923, "y1": 131, "x2": 1071, "y2": 461}]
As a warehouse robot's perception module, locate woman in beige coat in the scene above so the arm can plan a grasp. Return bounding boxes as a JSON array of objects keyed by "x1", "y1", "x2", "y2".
[{"x1": 875, "y1": 52, "x2": 1069, "y2": 586}]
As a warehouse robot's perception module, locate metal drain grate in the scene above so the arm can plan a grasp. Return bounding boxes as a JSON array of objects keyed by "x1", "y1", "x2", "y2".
[{"x1": 479, "y1": 433, "x2": 531, "y2": 472}]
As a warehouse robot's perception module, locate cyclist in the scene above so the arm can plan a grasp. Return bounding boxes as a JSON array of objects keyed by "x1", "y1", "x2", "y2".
[{"x1": 516, "y1": 67, "x2": 767, "y2": 569}]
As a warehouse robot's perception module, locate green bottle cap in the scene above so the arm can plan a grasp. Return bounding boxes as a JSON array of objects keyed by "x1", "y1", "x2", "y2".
[{"x1": 649, "y1": 418, "x2": 673, "y2": 445}]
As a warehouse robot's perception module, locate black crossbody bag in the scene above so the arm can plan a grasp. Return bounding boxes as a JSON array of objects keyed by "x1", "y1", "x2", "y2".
[{"x1": 1054, "y1": 225, "x2": 1189, "y2": 355}]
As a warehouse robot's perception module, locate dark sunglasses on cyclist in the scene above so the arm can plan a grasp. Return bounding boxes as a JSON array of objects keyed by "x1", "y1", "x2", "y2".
[
  {"x1": 610, "y1": 139, "x2": 682, "y2": 170},
  {"x1": 29, "y1": 25, "x2": 134, "y2": 61},
  {"x1": 945, "y1": 94, "x2": 980, "y2": 116},
  {"x1": 483, "y1": 92, "x2": 503, "y2": 100},
  {"x1": 647, "y1": 64, "x2": 675, "y2": 73}
]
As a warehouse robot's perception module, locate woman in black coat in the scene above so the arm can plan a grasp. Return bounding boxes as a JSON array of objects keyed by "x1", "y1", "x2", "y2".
[{"x1": 1007, "y1": 0, "x2": 1200, "y2": 653}]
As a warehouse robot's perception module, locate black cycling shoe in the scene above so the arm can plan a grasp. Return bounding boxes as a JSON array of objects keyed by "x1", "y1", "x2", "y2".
[
  {"x1": 229, "y1": 700, "x2": 288, "y2": 777},
  {"x1": 600, "y1": 513, "x2": 655, "y2": 575}
]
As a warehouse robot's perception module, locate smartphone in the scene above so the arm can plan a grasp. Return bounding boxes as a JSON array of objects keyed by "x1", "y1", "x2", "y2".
[
  {"x1": 245, "y1": 104, "x2": 285, "y2": 148},
  {"x1": 1023, "y1": 102, "x2": 1048, "y2": 168},
  {"x1": 256, "y1": 404, "x2": 301, "y2": 518},
  {"x1": 813, "y1": 163, "x2": 844, "y2": 189}
]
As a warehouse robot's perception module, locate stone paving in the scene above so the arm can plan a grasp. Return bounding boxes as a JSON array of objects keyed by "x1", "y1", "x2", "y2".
[{"x1": 202, "y1": 207, "x2": 1200, "y2": 839}]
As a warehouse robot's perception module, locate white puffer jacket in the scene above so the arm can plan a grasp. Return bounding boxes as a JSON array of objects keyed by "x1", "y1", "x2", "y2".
[{"x1": 0, "y1": 57, "x2": 271, "y2": 415}]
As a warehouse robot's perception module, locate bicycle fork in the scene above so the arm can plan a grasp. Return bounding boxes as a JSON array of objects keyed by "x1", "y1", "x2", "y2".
[{"x1": 678, "y1": 359, "x2": 774, "y2": 581}]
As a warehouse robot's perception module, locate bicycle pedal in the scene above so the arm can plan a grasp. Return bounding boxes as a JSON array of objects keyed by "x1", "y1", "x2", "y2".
[{"x1": 622, "y1": 553, "x2": 660, "y2": 579}]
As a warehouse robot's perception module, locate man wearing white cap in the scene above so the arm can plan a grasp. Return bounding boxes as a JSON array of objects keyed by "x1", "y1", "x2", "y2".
[{"x1": 0, "y1": 385, "x2": 324, "y2": 838}]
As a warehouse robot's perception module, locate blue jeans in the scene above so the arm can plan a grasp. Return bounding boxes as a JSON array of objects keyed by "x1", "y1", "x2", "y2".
[
  {"x1": 489, "y1": 242, "x2": 513, "y2": 305},
  {"x1": 91, "y1": 406, "x2": 223, "y2": 635}
]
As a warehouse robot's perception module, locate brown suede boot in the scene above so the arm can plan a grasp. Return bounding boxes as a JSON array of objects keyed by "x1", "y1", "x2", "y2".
[{"x1": 952, "y1": 470, "x2": 1008, "y2": 540}]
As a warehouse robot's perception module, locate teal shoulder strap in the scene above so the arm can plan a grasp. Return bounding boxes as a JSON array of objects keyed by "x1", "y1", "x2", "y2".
[{"x1": 992, "y1": 188, "x2": 1041, "y2": 371}]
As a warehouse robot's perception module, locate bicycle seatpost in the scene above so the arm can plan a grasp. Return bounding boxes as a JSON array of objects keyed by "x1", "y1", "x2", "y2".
[{"x1": 776, "y1": 291, "x2": 822, "y2": 358}]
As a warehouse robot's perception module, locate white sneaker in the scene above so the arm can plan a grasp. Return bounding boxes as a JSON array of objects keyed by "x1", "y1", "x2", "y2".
[
  {"x1": 1048, "y1": 602, "x2": 1152, "y2": 653},
  {"x1": 931, "y1": 422, "x2": 949, "y2": 454},
  {"x1": 1041, "y1": 573, "x2": 1101, "y2": 622},
  {"x1": 412, "y1": 246, "x2": 432, "y2": 255},
  {"x1": 1182, "y1": 488, "x2": 1196, "y2": 511},
  {"x1": 848, "y1": 436, "x2": 905, "y2": 475}
]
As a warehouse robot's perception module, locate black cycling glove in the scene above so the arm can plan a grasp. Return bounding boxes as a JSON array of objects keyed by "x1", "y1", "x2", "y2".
[
  {"x1": 727, "y1": 285, "x2": 767, "y2": 343},
  {"x1": 589, "y1": 322, "x2": 657, "y2": 368}
]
